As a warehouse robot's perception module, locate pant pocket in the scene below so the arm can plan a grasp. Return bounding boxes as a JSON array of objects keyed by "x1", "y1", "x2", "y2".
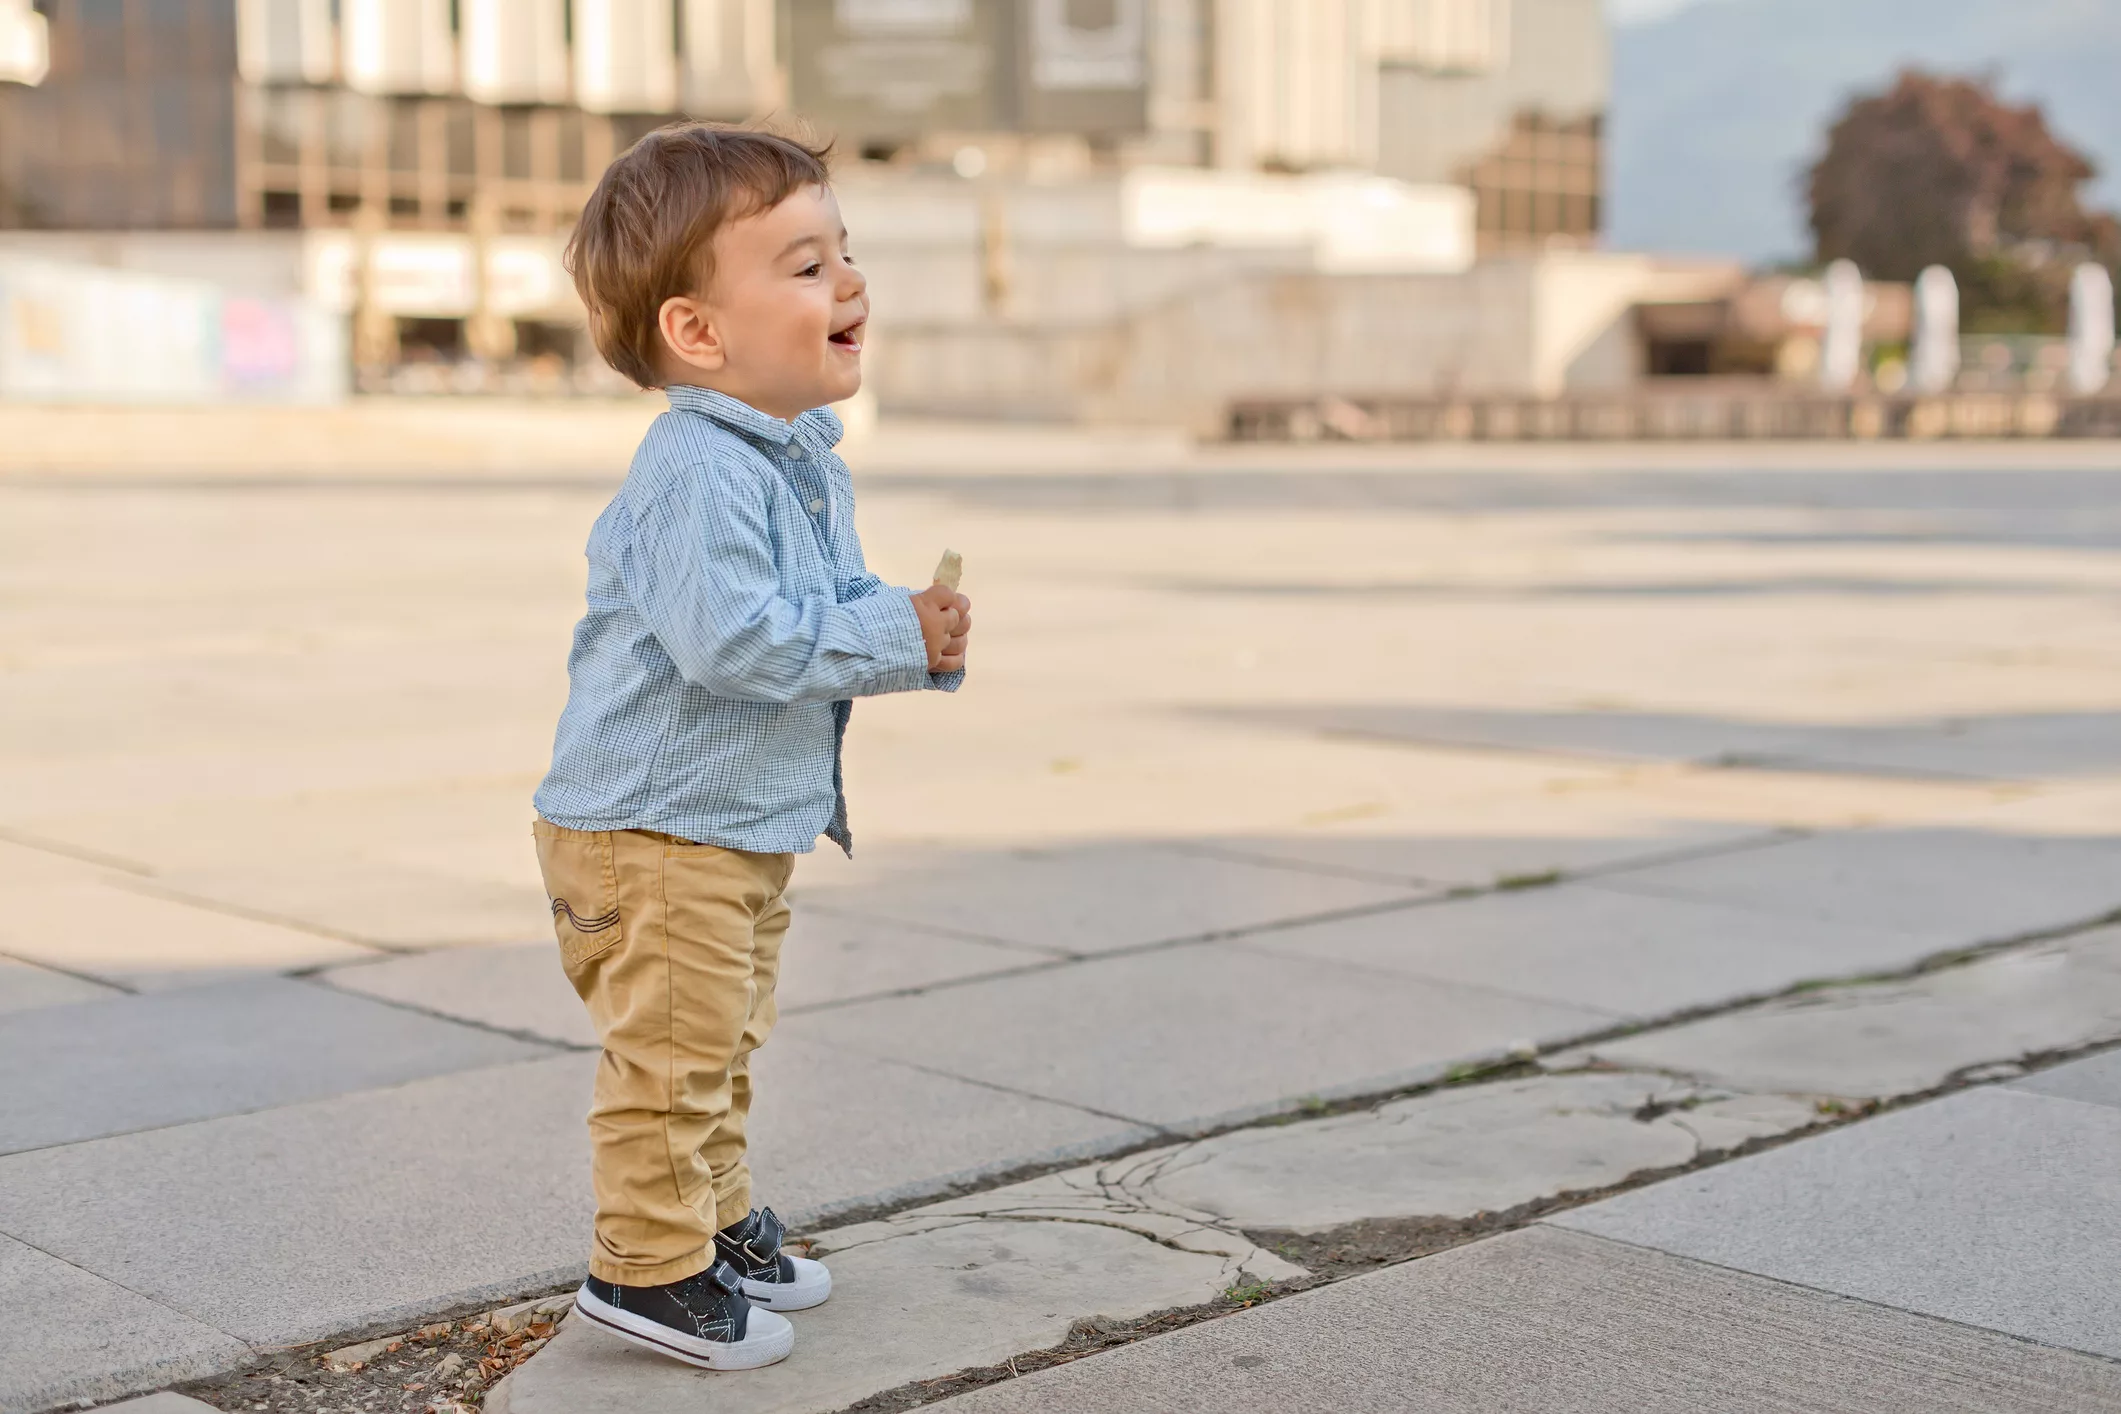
[{"x1": 533, "y1": 820, "x2": 624, "y2": 972}]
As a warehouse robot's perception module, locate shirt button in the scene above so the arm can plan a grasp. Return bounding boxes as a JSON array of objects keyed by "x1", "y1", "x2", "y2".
[{"x1": 808, "y1": 497, "x2": 826, "y2": 514}]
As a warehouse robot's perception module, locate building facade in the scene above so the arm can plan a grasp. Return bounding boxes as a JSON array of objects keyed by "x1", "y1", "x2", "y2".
[
  {"x1": 0, "y1": 0, "x2": 777, "y2": 236},
  {"x1": 1195, "y1": 0, "x2": 1606, "y2": 252},
  {"x1": 0, "y1": 0, "x2": 1607, "y2": 386}
]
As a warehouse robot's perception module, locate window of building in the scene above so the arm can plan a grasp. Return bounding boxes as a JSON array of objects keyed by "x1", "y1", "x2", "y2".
[
  {"x1": 260, "y1": 87, "x2": 306, "y2": 165},
  {"x1": 446, "y1": 101, "x2": 477, "y2": 177},
  {"x1": 261, "y1": 188, "x2": 302, "y2": 226},
  {"x1": 390, "y1": 99, "x2": 423, "y2": 172},
  {"x1": 326, "y1": 90, "x2": 373, "y2": 170},
  {"x1": 1461, "y1": 109, "x2": 1603, "y2": 253},
  {"x1": 501, "y1": 107, "x2": 532, "y2": 179},
  {"x1": 557, "y1": 108, "x2": 584, "y2": 181}
]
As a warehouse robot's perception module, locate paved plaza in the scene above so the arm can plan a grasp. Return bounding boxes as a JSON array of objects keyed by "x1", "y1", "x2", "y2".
[{"x1": 4, "y1": 407, "x2": 2121, "y2": 1412}]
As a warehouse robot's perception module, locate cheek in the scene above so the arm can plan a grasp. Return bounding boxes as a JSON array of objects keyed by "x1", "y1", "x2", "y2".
[{"x1": 800, "y1": 291, "x2": 838, "y2": 347}]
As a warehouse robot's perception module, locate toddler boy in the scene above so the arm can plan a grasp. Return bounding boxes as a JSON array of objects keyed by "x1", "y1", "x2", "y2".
[{"x1": 531, "y1": 123, "x2": 970, "y2": 1372}]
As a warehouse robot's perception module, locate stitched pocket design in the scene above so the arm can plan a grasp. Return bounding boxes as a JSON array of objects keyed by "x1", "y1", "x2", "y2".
[
  {"x1": 534, "y1": 822, "x2": 624, "y2": 972},
  {"x1": 552, "y1": 897, "x2": 620, "y2": 935}
]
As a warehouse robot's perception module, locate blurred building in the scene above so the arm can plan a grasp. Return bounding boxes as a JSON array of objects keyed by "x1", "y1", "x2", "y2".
[
  {"x1": 0, "y1": 0, "x2": 776, "y2": 235},
  {"x1": 0, "y1": 0, "x2": 779, "y2": 386},
  {"x1": 0, "y1": 0, "x2": 1620, "y2": 408},
  {"x1": 789, "y1": 0, "x2": 1606, "y2": 254}
]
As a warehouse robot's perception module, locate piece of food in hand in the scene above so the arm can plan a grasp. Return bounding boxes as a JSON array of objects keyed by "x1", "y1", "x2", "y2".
[{"x1": 933, "y1": 549, "x2": 964, "y2": 591}]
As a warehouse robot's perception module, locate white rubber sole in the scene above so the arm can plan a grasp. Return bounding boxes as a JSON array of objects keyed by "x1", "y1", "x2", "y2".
[
  {"x1": 744, "y1": 1255, "x2": 832, "y2": 1312},
  {"x1": 573, "y1": 1282, "x2": 793, "y2": 1371}
]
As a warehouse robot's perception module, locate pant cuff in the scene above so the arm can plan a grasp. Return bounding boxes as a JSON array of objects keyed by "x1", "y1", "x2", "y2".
[
  {"x1": 712, "y1": 1177, "x2": 754, "y2": 1235},
  {"x1": 588, "y1": 1246, "x2": 715, "y2": 1287}
]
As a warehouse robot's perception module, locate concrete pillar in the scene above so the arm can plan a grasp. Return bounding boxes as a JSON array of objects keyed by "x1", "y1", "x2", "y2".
[
  {"x1": 1820, "y1": 258, "x2": 1863, "y2": 393},
  {"x1": 342, "y1": 0, "x2": 457, "y2": 96},
  {"x1": 574, "y1": 0, "x2": 678, "y2": 115},
  {"x1": 2068, "y1": 262, "x2": 2114, "y2": 396},
  {"x1": 680, "y1": 0, "x2": 781, "y2": 117},
  {"x1": 1910, "y1": 265, "x2": 1958, "y2": 395},
  {"x1": 462, "y1": 0, "x2": 570, "y2": 106},
  {"x1": 236, "y1": 0, "x2": 334, "y2": 85}
]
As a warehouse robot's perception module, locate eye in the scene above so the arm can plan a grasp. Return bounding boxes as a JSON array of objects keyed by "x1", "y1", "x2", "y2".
[{"x1": 798, "y1": 261, "x2": 822, "y2": 278}]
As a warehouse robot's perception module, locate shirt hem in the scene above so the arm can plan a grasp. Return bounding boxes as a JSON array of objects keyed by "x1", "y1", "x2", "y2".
[{"x1": 533, "y1": 810, "x2": 826, "y2": 855}]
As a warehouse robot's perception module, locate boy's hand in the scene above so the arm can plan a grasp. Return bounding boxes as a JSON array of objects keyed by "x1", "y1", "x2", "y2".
[{"x1": 912, "y1": 584, "x2": 972, "y2": 673}]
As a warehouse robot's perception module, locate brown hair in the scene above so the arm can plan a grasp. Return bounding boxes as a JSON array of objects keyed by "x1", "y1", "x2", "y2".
[{"x1": 565, "y1": 122, "x2": 833, "y2": 388}]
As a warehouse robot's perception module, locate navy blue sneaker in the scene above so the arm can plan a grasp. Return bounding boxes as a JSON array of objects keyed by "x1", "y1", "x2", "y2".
[
  {"x1": 573, "y1": 1259, "x2": 793, "y2": 1370},
  {"x1": 716, "y1": 1207, "x2": 833, "y2": 1311}
]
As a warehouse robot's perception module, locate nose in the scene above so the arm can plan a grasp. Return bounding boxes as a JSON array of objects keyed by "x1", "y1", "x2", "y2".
[{"x1": 838, "y1": 260, "x2": 868, "y2": 304}]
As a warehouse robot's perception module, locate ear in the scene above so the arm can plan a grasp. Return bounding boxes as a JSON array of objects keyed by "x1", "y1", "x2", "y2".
[{"x1": 657, "y1": 293, "x2": 725, "y2": 376}]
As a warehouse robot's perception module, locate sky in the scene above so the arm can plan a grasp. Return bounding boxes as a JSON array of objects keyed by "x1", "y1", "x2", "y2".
[{"x1": 1600, "y1": 0, "x2": 2121, "y2": 260}]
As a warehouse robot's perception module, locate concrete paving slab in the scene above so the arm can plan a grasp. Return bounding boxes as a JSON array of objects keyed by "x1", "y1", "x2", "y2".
[
  {"x1": 0, "y1": 843, "x2": 376, "y2": 989},
  {"x1": 322, "y1": 943, "x2": 597, "y2": 1048},
  {"x1": 777, "y1": 908, "x2": 1057, "y2": 1009},
  {"x1": 815, "y1": 1146, "x2": 1309, "y2": 1280},
  {"x1": 1115, "y1": 1073, "x2": 1816, "y2": 1233},
  {"x1": 0, "y1": 975, "x2": 554, "y2": 1154},
  {"x1": 928, "y1": 1225, "x2": 2121, "y2": 1414},
  {"x1": 791, "y1": 842, "x2": 1429, "y2": 956},
  {"x1": 494, "y1": 1216, "x2": 1255, "y2": 1414},
  {"x1": 1221, "y1": 704, "x2": 1811, "y2": 767},
  {"x1": 0, "y1": 953, "x2": 123, "y2": 1013},
  {"x1": 741, "y1": 1032, "x2": 1158, "y2": 1225},
  {"x1": 1250, "y1": 885, "x2": 1937, "y2": 1019},
  {"x1": 0, "y1": 1038, "x2": 1145, "y2": 1354},
  {"x1": 1589, "y1": 828, "x2": 2121, "y2": 948},
  {"x1": 792, "y1": 945, "x2": 1611, "y2": 1131},
  {"x1": 1170, "y1": 826, "x2": 1775, "y2": 888},
  {"x1": 1556, "y1": 930, "x2": 2121, "y2": 1099},
  {"x1": 1938, "y1": 778, "x2": 2121, "y2": 836},
  {"x1": 98, "y1": 1395, "x2": 224, "y2": 1413},
  {"x1": 0, "y1": 1052, "x2": 600, "y2": 1349},
  {"x1": 1766, "y1": 711, "x2": 2121, "y2": 783},
  {"x1": 0, "y1": 1233, "x2": 246, "y2": 1414},
  {"x1": 320, "y1": 912, "x2": 1063, "y2": 1050},
  {"x1": 2012, "y1": 1045, "x2": 2121, "y2": 1112},
  {"x1": 152, "y1": 855, "x2": 551, "y2": 952},
  {"x1": 1573, "y1": 757, "x2": 2027, "y2": 835},
  {"x1": 1554, "y1": 1087, "x2": 2121, "y2": 1360}
]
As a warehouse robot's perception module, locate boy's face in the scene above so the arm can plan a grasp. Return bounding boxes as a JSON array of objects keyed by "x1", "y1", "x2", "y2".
[{"x1": 658, "y1": 183, "x2": 868, "y2": 419}]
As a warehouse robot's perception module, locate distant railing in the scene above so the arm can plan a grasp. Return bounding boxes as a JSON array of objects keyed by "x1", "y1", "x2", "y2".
[{"x1": 1226, "y1": 392, "x2": 2121, "y2": 442}]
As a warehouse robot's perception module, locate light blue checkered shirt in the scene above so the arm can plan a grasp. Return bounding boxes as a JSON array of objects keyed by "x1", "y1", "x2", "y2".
[{"x1": 535, "y1": 385, "x2": 959, "y2": 855}]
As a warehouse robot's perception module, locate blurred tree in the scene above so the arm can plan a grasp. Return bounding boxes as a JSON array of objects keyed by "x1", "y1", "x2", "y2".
[{"x1": 1808, "y1": 70, "x2": 2120, "y2": 333}]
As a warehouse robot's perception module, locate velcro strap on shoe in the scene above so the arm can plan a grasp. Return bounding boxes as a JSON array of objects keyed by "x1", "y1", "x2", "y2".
[
  {"x1": 703, "y1": 1259, "x2": 744, "y2": 1295},
  {"x1": 750, "y1": 1206, "x2": 786, "y2": 1261}
]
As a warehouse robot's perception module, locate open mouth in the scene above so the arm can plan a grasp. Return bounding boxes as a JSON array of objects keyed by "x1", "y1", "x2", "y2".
[{"x1": 828, "y1": 320, "x2": 865, "y2": 353}]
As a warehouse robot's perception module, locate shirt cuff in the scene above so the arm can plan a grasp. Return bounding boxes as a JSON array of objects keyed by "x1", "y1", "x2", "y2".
[
  {"x1": 928, "y1": 668, "x2": 966, "y2": 693},
  {"x1": 842, "y1": 587, "x2": 933, "y2": 694}
]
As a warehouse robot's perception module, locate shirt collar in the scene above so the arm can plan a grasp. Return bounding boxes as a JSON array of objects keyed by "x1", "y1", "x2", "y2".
[{"x1": 665, "y1": 385, "x2": 845, "y2": 451}]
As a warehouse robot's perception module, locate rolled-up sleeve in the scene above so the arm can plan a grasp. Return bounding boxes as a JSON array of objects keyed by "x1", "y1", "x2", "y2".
[{"x1": 618, "y1": 457, "x2": 932, "y2": 704}]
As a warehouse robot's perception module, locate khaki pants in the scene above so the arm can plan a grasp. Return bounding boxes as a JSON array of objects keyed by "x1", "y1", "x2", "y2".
[{"x1": 533, "y1": 819, "x2": 793, "y2": 1285}]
